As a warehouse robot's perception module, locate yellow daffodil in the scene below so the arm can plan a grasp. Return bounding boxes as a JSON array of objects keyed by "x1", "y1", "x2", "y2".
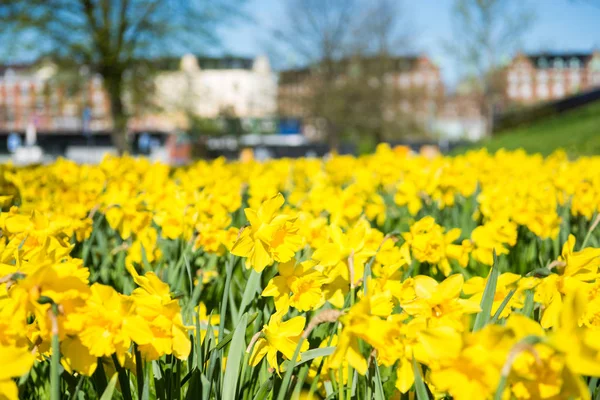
[
  {"x1": 231, "y1": 193, "x2": 302, "y2": 272},
  {"x1": 249, "y1": 311, "x2": 308, "y2": 374}
]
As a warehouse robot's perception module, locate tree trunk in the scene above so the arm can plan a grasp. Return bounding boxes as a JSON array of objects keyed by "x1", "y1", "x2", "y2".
[
  {"x1": 326, "y1": 119, "x2": 340, "y2": 154},
  {"x1": 104, "y1": 74, "x2": 130, "y2": 154}
]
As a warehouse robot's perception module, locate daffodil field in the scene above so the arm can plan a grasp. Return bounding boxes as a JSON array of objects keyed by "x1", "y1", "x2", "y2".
[{"x1": 3, "y1": 145, "x2": 600, "y2": 400}]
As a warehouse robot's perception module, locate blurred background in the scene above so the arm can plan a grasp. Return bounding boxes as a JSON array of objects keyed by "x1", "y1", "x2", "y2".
[{"x1": 0, "y1": 0, "x2": 599, "y2": 164}]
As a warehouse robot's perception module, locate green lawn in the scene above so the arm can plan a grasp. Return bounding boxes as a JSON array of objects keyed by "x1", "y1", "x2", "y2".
[{"x1": 461, "y1": 101, "x2": 600, "y2": 156}]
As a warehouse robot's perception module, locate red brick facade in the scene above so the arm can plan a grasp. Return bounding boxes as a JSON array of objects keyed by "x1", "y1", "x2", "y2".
[
  {"x1": 278, "y1": 55, "x2": 444, "y2": 118},
  {"x1": 505, "y1": 52, "x2": 600, "y2": 104}
]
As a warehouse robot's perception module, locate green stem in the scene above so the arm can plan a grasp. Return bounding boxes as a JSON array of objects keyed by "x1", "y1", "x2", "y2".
[
  {"x1": 589, "y1": 376, "x2": 598, "y2": 397},
  {"x1": 276, "y1": 336, "x2": 306, "y2": 400},
  {"x1": 135, "y1": 345, "x2": 144, "y2": 399},
  {"x1": 50, "y1": 305, "x2": 61, "y2": 400},
  {"x1": 581, "y1": 213, "x2": 599, "y2": 249},
  {"x1": 219, "y1": 256, "x2": 234, "y2": 342},
  {"x1": 338, "y1": 365, "x2": 345, "y2": 400}
]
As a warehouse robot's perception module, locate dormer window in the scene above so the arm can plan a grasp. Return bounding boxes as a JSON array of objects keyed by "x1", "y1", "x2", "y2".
[
  {"x1": 553, "y1": 58, "x2": 565, "y2": 69},
  {"x1": 569, "y1": 57, "x2": 581, "y2": 69},
  {"x1": 538, "y1": 57, "x2": 549, "y2": 69}
]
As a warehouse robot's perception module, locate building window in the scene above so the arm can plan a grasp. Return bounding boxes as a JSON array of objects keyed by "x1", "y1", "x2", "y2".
[
  {"x1": 5, "y1": 84, "x2": 14, "y2": 104},
  {"x1": 521, "y1": 84, "x2": 532, "y2": 99},
  {"x1": 591, "y1": 58, "x2": 600, "y2": 72},
  {"x1": 569, "y1": 71, "x2": 581, "y2": 87},
  {"x1": 536, "y1": 71, "x2": 548, "y2": 83},
  {"x1": 413, "y1": 72, "x2": 424, "y2": 85},
  {"x1": 553, "y1": 82, "x2": 565, "y2": 98},
  {"x1": 538, "y1": 57, "x2": 549, "y2": 69},
  {"x1": 553, "y1": 58, "x2": 565, "y2": 69},
  {"x1": 21, "y1": 82, "x2": 30, "y2": 97},
  {"x1": 569, "y1": 57, "x2": 581, "y2": 69},
  {"x1": 508, "y1": 71, "x2": 518, "y2": 83},
  {"x1": 508, "y1": 84, "x2": 519, "y2": 98},
  {"x1": 537, "y1": 83, "x2": 549, "y2": 99}
]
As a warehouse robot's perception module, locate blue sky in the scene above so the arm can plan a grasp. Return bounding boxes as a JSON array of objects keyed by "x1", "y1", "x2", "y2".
[{"x1": 217, "y1": 0, "x2": 600, "y2": 86}]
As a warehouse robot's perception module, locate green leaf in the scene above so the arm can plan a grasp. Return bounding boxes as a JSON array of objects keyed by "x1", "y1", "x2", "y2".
[
  {"x1": 276, "y1": 336, "x2": 307, "y2": 400},
  {"x1": 252, "y1": 378, "x2": 273, "y2": 400},
  {"x1": 99, "y1": 373, "x2": 118, "y2": 400},
  {"x1": 111, "y1": 354, "x2": 133, "y2": 400},
  {"x1": 215, "y1": 312, "x2": 258, "y2": 351},
  {"x1": 473, "y1": 250, "x2": 500, "y2": 331},
  {"x1": 490, "y1": 289, "x2": 516, "y2": 323},
  {"x1": 519, "y1": 289, "x2": 534, "y2": 318},
  {"x1": 373, "y1": 359, "x2": 386, "y2": 400},
  {"x1": 412, "y1": 357, "x2": 429, "y2": 400},
  {"x1": 293, "y1": 346, "x2": 335, "y2": 367},
  {"x1": 238, "y1": 269, "x2": 261, "y2": 320},
  {"x1": 222, "y1": 313, "x2": 247, "y2": 400}
]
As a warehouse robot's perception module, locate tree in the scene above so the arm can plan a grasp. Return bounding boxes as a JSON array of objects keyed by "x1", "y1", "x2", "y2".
[
  {"x1": 345, "y1": 0, "x2": 420, "y2": 146},
  {"x1": 272, "y1": 0, "x2": 415, "y2": 150},
  {"x1": 445, "y1": 0, "x2": 535, "y2": 135},
  {"x1": 271, "y1": 0, "x2": 359, "y2": 150},
  {"x1": 0, "y1": 0, "x2": 240, "y2": 153}
]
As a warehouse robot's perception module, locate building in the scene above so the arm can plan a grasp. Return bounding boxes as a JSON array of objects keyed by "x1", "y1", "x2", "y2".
[
  {"x1": 0, "y1": 54, "x2": 277, "y2": 136},
  {"x1": 505, "y1": 51, "x2": 600, "y2": 104},
  {"x1": 278, "y1": 55, "x2": 444, "y2": 139},
  {"x1": 0, "y1": 62, "x2": 111, "y2": 134},
  {"x1": 149, "y1": 54, "x2": 277, "y2": 131},
  {"x1": 433, "y1": 93, "x2": 487, "y2": 141}
]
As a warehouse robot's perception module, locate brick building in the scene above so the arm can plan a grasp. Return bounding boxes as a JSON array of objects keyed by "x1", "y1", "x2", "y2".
[
  {"x1": 0, "y1": 62, "x2": 112, "y2": 133},
  {"x1": 0, "y1": 55, "x2": 277, "y2": 136},
  {"x1": 505, "y1": 51, "x2": 600, "y2": 104},
  {"x1": 278, "y1": 55, "x2": 444, "y2": 139}
]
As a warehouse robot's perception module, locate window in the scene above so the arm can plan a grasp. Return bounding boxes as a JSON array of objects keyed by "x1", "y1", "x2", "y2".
[
  {"x1": 413, "y1": 72, "x2": 424, "y2": 85},
  {"x1": 521, "y1": 84, "x2": 532, "y2": 99},
  {"x1": 20, "y1": 82, "x2": 30, "y2": 99},
  {"x1": 5, "y1": 84, "x2": 14, "y2": 104},
  {"x1": 553, "y1": 82, "x2": 565, "y2": 98},
  {"x1": 536, "y1": 71, "x2": 548, "y2": 83},
  {"x1": 553, "y1": 58, "x2": 565, "y2": 69},
  {"x1": 537, "y1": 83, "x2": 549, "y2": 99},
  {"x1": 508, "y1": 71, "x2": 518, "y2": 83},
  {"x1": 569, "y1": 71, "x2": 581, "y2": 87},
  {"x1": 591, "y1": 58, "x2": 600, "y2": 72},
  {"x1": 569, "y1": 57, "x2": 581, "y2": 69},
  {"x1": 537, "y1": 57, "x2": 549, "y2": 69}
]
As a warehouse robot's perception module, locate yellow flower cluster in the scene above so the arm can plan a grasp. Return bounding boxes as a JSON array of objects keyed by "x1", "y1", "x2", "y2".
[
  {"x1": 0, "y1": 207, "x2": 191, "y2": 398},
  {"x1": 1, "y1": 145, "x2": 600, "y2": 400}
]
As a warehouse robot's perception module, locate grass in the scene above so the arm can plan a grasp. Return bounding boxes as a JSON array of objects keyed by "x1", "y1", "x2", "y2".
[{"x1": 459, "y1": 101, "x2": 600, "y2": 156}]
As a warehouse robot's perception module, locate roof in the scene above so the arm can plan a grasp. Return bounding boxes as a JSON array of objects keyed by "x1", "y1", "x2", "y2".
[
  {"x1": 0, "y1": 63, "x2": 36, "y2": 76},
  {"x1": 155, "y1": 55, "x2": 254, "y2": 71},
  {"x1": 525, "y1": 52, "x2": 593, "y2": 69},
  {"x1": 278, "y1": 55, "x2": 428, "y2": 84}
]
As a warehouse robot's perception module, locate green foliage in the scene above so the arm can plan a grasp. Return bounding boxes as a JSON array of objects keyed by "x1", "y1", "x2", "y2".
[{"x1": 461, "y1": 101, "x2": 600, "y2": 157}]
